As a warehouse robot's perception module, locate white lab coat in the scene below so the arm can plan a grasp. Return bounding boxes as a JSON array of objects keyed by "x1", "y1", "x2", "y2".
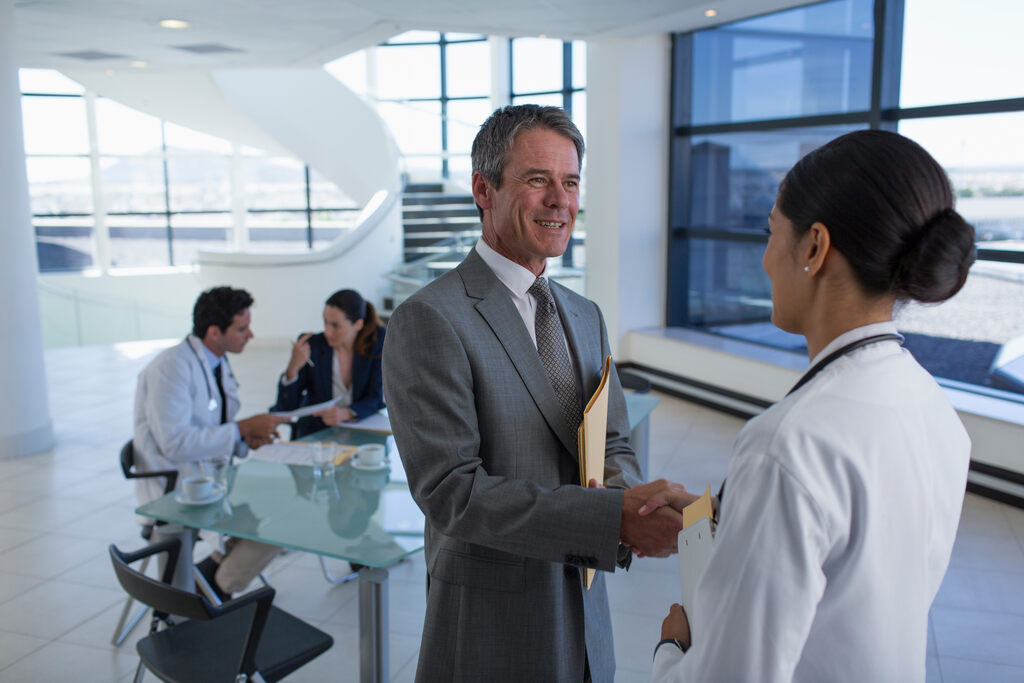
[
  {"x1": 653, "y1": 322, "x2": 970, "y2": 682},
  {"x1": 133, "y1": 335, "x2": 246, "y2": 506}
]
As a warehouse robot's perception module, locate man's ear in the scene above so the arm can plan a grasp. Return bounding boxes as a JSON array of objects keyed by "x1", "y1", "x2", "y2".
[
  {"x1": 471, "y1": 171, "x2": 492, "y2": 211},
  {"x1": 204, "y1": 325, "x2": 221, "y2": 344}
]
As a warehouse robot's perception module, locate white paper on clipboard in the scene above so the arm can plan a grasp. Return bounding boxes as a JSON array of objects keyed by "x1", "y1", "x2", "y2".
[{"x1": 678, "y1": 515, "x2": 714, "y2": 624}]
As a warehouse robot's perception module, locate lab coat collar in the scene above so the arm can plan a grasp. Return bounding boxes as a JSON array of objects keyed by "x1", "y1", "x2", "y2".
[{"x1": 809, "y1": 321, "x2": 900, "y2": 368}]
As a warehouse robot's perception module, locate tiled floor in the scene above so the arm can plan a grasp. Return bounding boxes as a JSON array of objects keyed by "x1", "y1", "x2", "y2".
[{"x1": 1, "y1": 339, "x2": 1023, "y2": 681}]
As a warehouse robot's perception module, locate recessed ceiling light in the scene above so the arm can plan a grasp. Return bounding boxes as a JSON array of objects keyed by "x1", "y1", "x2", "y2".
[
  {"x1": 159, "y1": 19, "x2": 190, "y2": 29},
  {"x1": 130, "y1": 61, "x2": 148, "y2": 68},
  {"x1": 705, "y1": 9, "x2": 718, "y2": 17}
]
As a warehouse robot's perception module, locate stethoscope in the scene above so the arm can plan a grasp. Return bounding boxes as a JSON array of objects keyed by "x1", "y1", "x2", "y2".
[
  {"x1": 714, "y1": 332, "x2": 905, "y2": 518},
  {"x1": 185, "y1": 336, "x2": 221, "y2": 414}
]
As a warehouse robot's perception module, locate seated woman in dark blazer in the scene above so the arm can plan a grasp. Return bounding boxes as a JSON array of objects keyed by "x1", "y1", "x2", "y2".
[{"x1": 271, "y1": 289, "x2": 385, "y2": 439}]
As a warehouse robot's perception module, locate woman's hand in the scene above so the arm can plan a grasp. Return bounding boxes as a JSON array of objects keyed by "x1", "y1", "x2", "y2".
[
  {"x1": 285, "y1": 333, "x2": 313, "y2": 380},
  {"x1": 314, "y1": 406, "x2": 357, "y2": 426},
  {"x1": 661, "y1": 603, "x2": 691, "y2": 647}
]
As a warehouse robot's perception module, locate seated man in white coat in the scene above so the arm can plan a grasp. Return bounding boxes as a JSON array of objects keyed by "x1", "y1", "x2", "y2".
[{"x1": 133, "y1": 286, "x2": 288, "y2": 600}]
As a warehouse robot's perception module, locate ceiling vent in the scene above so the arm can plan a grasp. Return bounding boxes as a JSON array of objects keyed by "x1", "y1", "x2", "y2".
[
  {"x1": 53, "y1": 50, "x2": 128, "y2": 61},
  {"x1": 172, "y1": 43, "x2": 245, "y2": 54}
]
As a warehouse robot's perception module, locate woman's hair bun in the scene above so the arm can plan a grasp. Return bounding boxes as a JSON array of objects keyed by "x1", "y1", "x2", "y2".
[{"x1": 892, "y1": 208, "x2": 976, "y2": 303}]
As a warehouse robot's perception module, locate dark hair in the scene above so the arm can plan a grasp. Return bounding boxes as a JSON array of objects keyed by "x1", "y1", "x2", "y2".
[
  {"x1": 470, "y1": 104, "x2": 585, "y2": 219},
  {"x1": 777, "y1": 129, "x2": 975, "y2": 303},
  {"x1": 325, "y1": 289, "x2": 381, "y2": 357},
  {"x1": 192, "y1": 286, "x2": 253, "y2": 338}
]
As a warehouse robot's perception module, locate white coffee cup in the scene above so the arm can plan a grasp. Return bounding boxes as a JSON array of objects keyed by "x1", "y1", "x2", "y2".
[
  {"x1": 181, "y1": 475, "x2": 214, "y2": 501},
  {"x1": 357, "y1": 444, "x2": 386, "y2": 467}
]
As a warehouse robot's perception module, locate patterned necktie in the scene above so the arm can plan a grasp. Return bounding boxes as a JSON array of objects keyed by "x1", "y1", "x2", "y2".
[
  {"x1": 213, "y1": 363, "x2": 228, "y2": 424},
  {"x1": 528, "y1": 277, "x2": 583, "y2": 435}
]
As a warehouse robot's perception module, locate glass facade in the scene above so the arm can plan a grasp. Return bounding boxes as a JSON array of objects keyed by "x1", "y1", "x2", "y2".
[{"x1": 670, "y1": 0, "x2": 1024, "y2": 395}]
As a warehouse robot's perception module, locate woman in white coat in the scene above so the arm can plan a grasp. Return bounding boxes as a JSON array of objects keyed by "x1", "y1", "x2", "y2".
[{"x1": 647, "y1": 130, "x2": 976, "y2": 682}]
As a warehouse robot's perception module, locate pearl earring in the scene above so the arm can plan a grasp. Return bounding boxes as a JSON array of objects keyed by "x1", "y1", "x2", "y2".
[{"x1": 803, "y1": 266, "x2": 810, "y2": 272}]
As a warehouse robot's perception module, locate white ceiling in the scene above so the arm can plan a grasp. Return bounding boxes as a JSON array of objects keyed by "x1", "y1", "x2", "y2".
[{"x1": 12, "y1": 0, "x2": 805, "y2": 71}]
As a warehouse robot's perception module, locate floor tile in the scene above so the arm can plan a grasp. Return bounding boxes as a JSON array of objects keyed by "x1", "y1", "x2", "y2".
[
  {"x1": 931, "y1": 607, "x2": 1024, "y2": 667},
  {"x1": 0, "y1": 578, "x2": 124, "y2": 639},
  {"x1": 939, "y1": 656, "x2": 1024, "y2": 683},
  {"x1": 0, "y1": 630, "x2": 48, "y2": 672},
  {"x1": 0, "y1": 639, "x2": 138, "y2": 682}
]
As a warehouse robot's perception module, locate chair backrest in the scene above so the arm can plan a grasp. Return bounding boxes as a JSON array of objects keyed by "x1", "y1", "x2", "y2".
[
  {"x1": 119, "y1": 439, "x2": 178, "y2": 494},
  {"x1": 109, "y1": 539, "x2": 212, "y2": 622}
]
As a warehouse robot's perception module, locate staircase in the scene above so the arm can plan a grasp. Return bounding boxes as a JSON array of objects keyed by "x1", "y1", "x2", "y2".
[{"x1": 401, "y1": 183, "x2": 480, "y2": 262}]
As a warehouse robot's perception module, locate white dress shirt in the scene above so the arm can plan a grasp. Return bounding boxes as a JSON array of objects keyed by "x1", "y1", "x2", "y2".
[{"x1": 652, "y1": 322, "x2": 970, "y2": 682}]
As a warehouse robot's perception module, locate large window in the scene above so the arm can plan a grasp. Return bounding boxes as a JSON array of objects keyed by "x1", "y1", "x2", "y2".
[
  {"x1": 669, "y1": 0, "x2": 1024, "y2": 397},
  {"x1": 20, "y1": 69, "x2": 360, "y2": 273},
  {"x1": 370, "y1": 32, "x2": 491, "y2": 184}
]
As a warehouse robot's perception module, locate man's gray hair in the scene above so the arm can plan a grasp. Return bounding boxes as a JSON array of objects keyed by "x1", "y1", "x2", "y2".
[{"x1": 471, "y1": 105, "x2": 584, "y2": 189}]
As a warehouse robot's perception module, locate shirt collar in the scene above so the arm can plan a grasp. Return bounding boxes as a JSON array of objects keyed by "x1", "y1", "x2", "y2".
[
  {"x1": 197, "y1": 338, "x2": 223, "y2": 370},
  {"x1": 475, "y1": 238, "x2": 547, "y2": 297}
]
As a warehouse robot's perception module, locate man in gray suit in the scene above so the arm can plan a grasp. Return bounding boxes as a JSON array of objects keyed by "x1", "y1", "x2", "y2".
[{"x1": 383, "y1": 104, "x2": 684, "y2": 682}]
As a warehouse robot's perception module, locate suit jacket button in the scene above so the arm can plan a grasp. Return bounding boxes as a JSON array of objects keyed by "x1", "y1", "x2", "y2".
[{"x1": 564, "y1": 565, "x2": 577, "y2": 579}]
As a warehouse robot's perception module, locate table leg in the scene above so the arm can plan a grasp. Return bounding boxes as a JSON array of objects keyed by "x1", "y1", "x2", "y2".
[
  {"x1": 358, "y1": 567, "x2": 390, "y2": 683},
  {"x1": 152, "y1": 525, "x2": 196, "y2": 593}
]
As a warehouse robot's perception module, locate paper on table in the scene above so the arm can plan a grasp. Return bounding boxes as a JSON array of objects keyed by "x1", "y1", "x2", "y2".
[
  {"x1": 345, "y1": 410, "x2": 392, "y2": 433},
  {"x1": 248, "y1": 442, "x2": 358, "y2": 466},
  {"x1": 270, "y1": 397, "x2": 339, "y2": 420},
  {"x1": 677, "y1": 485, "x2": 716, "y2": 625},
  {"x1": 578, "y1": 355, "x2": 612, "y2": 590}
]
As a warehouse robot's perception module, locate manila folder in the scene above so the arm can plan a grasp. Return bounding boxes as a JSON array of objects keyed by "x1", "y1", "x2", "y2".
[{"x1": 578, "y1": 355, "x2": 612, "y2": 589}]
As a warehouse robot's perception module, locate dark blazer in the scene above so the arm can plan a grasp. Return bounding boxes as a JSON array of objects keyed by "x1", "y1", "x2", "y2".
[
  {"x1": 271, "y1": 328, "x2": 385, "y2": 438},
  {"x1": 382, "y1": 250, "x2": 641, "y2": 682}
]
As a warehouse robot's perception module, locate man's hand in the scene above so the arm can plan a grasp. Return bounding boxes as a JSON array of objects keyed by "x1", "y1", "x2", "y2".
[
  {"x1": 638, "y1": 484, "x2": 702, "y2": 516},
  {"x1": 284, "y1": 333, "x2": 314, "y2": 380},
  {"x1": 661, "y1": 603, "x2": 691, "y2": 648},
  {"x1": 313, "y1": 405, "x2": 357, "y2": 426},
  {"x1": 237, "y1": 413, "x2": 289, "y2": 448},
  {"x1": 620, "y1": 479, "x2": 686, "y2": 557}
]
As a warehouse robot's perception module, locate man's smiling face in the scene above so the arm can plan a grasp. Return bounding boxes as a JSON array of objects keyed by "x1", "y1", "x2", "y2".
[{"x1": 473, "y1": 127, "x2": 580, "y2": 276}]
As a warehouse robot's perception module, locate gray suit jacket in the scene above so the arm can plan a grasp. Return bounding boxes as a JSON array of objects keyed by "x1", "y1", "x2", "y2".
[{"x1": 383, "y1": 249, "x2": 641, "y2": 682}]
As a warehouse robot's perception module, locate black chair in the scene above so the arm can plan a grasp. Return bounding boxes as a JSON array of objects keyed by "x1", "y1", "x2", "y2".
[
  {"x1": 110, "y1": 538, "x2": 333, "y2": 683},
  {"x1": 112, "y1": 439, "x2": 180, "y2": 646}
]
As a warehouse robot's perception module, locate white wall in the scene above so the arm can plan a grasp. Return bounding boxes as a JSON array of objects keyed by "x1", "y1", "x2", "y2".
[{"x1": 585, "y1": 35, "x2": 670, "y2": 357}]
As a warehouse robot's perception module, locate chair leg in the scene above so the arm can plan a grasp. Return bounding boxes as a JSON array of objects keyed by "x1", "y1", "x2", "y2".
[
  {"x1": 132, "y1": 658, "x2": 147, "y2": 683},
  {"x1": 319, "y1": 556, "x2": 360, "y2": 584},
  {"x1": 111, "y1": 555, "x2": 151, "y2": 646}
]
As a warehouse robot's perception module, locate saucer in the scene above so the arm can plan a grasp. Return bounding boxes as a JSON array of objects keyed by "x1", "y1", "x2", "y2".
[
  {"x1": 351, "y1": 455, "x2": 390, "y2": 471},
  {"x1": 175, "y1": 485, "x2": 225, "y2": 506}
]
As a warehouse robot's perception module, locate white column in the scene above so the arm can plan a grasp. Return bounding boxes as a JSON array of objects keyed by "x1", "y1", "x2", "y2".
[
  {"x1": 489, "y1": 37, "x2": 511, "y2": 111},
  {"x1": 0, "y1": 0, "x2": 55, "y2": 457},
  {"x1": 584, "y1": 35, "x2": 671, "y2": 358}
]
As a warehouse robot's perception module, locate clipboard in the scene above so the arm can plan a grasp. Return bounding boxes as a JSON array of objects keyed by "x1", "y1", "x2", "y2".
[
  {"x1": 578, "y1": 355, "x2": 612, "y2": 589},
  {"x1": 677, "y1": 485, "x2": 715, "y2": 623}
]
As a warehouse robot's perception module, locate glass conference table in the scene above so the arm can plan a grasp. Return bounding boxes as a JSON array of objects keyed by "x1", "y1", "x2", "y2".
[{"x1": 135, "y1": 426, "x2": 422, "y2": 683}]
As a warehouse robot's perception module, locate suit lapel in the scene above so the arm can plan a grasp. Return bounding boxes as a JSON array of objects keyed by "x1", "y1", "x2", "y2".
[{"x1": 458, "y1": 251, "x2": 580, "y2": 457}]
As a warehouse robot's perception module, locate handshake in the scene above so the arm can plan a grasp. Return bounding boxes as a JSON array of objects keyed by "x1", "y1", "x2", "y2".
[{"x1": 618, "y1": 479, "x2": 702, "y2": 558}]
